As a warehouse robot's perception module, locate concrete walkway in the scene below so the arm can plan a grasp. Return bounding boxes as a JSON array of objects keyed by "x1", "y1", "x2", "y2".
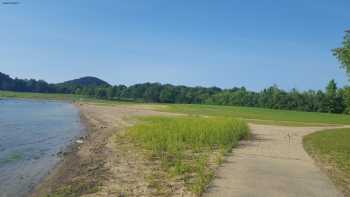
[{"x1": 204, "y1": 124, "x2": 344, "y2": 197}]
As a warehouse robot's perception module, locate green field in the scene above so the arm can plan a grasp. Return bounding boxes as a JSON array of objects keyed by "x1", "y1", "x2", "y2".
[
  {"x1": 303, "y1": 128, "x2": 350, "y2": 196},
  {"x1": 163, "y1": 104, "x2": 350, "y2": 126},
  {"x1": 127, "y1": 116, "x2": 248, "y2": 195}
]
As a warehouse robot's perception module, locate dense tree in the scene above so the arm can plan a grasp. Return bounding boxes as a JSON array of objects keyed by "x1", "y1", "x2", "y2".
[
  {"x1": 142, "y1": 83, "x2": 161, "y2": 102},
  {"x1": 342, "y1": 87, "x2": 350, "y2": 113},
  {"x1": 159, "y1": 85, "x2": 176, "y2": 103},
  {"x1": 333, "y1": 30, "x2": 350, "y2": 114},
  {"x1": 95, "y1": 88, "x2": 107, "y2": 99},
  {"x1": 333, "y1": 30, "x2": 350, "y2": 78},
  {"x1": 324, "y1": 80, "x2": 338, "y2": 113}
]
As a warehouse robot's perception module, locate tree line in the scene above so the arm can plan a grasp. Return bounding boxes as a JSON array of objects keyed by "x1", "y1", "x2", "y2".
[{"x1": 1, "y1": 71, "x2": 349, "y2": 114}]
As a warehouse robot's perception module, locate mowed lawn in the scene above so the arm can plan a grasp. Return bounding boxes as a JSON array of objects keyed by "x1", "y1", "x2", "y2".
[
  {"x1": 163, "y1": 104, "x2": 350, "y2": 126},
  {"x1": 303, "y1": 128, "x2": 350, "y2": 196}
]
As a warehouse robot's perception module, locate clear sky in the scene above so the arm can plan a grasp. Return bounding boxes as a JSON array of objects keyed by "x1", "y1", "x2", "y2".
[{"x1": 0, "y1": 0, "x2": 349, "y2": 91}]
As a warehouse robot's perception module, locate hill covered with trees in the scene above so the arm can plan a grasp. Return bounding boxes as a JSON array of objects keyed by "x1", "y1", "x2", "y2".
[
  {"x1": 59, "y1": 76, "x2": 110, "y2": 87},
  {"x1": 55, "y1": 76, "x2": 111, "y2": 94}
]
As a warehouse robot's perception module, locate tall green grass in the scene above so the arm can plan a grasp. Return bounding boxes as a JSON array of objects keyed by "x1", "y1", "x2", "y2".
[{"x1": 128, "y1": 116, "x2": 248, "y2": 195}]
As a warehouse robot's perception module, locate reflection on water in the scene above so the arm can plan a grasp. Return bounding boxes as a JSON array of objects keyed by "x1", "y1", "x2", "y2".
[{"x1": 0, "y1": 99, "x2": 83, "y2": 197}]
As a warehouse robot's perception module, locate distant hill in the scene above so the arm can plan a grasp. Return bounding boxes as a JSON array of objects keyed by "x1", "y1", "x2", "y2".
[{"x1": 59, "y1": 76, "x2": 111, "y2": 87}]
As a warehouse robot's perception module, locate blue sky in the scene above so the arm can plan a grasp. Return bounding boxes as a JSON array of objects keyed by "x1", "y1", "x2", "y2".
[{"x1": 0, "y1": 0, "x2": 349, "y2": 91}]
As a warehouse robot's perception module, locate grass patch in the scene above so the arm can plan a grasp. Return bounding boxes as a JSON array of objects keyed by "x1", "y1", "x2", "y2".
[
  {"x1": 127, "y1": 116, "x2": 248, "y2": 195},
  {"x1": 163, "y1": 104, "x2": 350, "y2": 126},
  {"x1": 303, "y1": 128, "x2": 350, "y2": 196}
]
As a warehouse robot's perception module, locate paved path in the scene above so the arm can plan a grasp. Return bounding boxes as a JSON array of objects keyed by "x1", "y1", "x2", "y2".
[{"x1": 204, "y1": 124, "x2": 344, "y2": 197}]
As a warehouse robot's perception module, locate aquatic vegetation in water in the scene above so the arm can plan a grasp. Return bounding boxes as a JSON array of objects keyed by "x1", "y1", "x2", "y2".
[{"x1": 0, "y1": 152, "x2": 23, "y2": 164}]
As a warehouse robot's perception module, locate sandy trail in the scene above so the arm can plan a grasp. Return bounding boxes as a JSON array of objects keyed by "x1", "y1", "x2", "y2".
[{"x1": 204, "y1": 124, "x2": 346, "y2": 197}]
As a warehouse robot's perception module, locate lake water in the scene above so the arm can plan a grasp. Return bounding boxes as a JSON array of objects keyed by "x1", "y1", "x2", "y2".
[{"x1": 0, "y1": 99, "x2": 84, "y2": 197}]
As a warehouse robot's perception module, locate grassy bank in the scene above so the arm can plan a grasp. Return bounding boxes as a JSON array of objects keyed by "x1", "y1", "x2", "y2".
[
  {"x1": 303, "y1": 128, "x2": 350, "y2": 196},
  {"x1": 164, "y1": 104, "x2": 350, "y2": 126},
  {"x1": 127, "y1": 116, "x2": 248, "y2": 195}
]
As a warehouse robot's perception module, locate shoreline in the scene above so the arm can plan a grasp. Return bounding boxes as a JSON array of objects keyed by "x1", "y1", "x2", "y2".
[{"x1": 30, "y1": 102, "x2": 104, "y2": 197}]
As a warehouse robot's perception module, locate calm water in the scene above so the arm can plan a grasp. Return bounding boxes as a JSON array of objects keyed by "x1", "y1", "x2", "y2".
[{"x1": 0, "y1": 99, "x2": 84, "y2": 197}]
